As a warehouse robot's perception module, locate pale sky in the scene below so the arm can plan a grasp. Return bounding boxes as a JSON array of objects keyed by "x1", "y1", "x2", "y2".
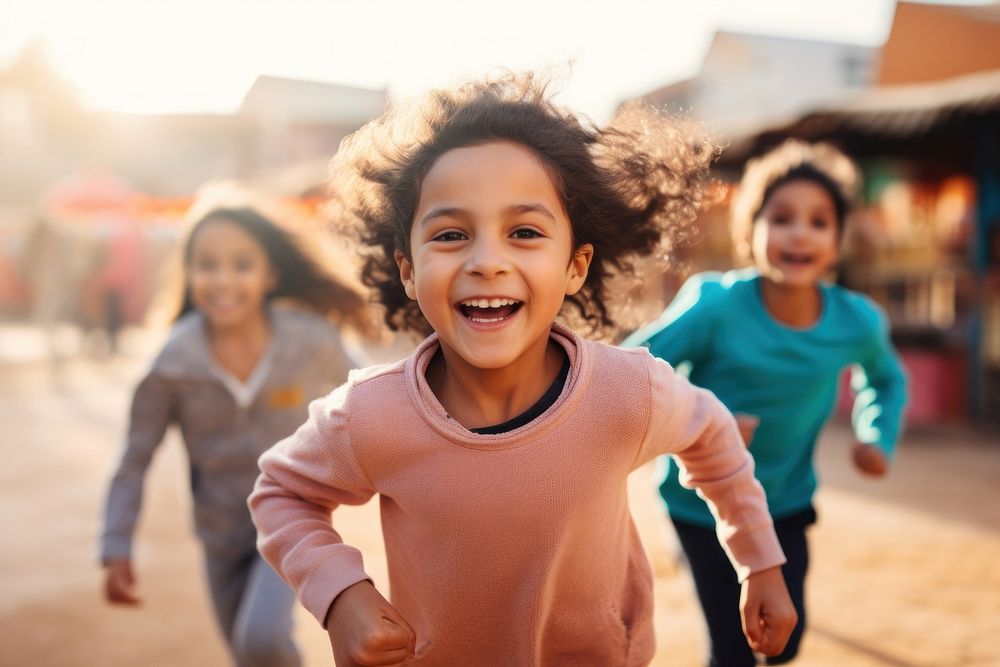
[{"x1": 0, "y1": 0, "x2": 929, "y2": 122}]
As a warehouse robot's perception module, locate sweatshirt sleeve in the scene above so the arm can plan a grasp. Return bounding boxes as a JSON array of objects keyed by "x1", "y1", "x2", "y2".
[
  {"x1": 635, "y1": 352, "x2": 785, "y2": 582},
  {"x1": 621, "y1": 273, "x2": 718, "y2": 369},
  {"x1": 249, "y1": 387, "x2": 377, "y2": 626},
  {"x1": 100, "y1": 372, "x2": 173, "y2": 563},
  {"x1": 849, "y1": 301, "x2": 908, "y2": 457}
]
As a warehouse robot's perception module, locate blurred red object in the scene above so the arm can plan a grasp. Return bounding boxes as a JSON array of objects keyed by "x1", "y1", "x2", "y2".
[{"x1": 838, "y1": 350, "x2": 966, "y2": 426}]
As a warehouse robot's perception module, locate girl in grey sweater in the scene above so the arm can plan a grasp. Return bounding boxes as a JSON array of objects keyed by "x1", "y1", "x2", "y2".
[{"x1": 100, "y1": 206, "x2": 371, "y2": 667}]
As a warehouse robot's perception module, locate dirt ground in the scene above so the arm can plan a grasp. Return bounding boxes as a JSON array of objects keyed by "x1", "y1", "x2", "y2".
[{"x1": 1, "y1": 325, "x2": 998, "y2": 667}]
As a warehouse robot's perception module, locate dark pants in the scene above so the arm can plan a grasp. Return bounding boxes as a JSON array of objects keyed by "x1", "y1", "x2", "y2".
[{"x1": 670, "y1": 507, "x2": 816, "y2": 667}]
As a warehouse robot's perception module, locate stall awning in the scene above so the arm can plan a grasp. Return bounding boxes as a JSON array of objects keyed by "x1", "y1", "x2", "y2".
[{"x1": 722, "y1": 68, "x2": 1000, "y2": 165}]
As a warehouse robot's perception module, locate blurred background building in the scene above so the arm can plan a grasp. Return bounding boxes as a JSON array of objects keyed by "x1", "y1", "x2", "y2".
[
  {"x1": 0, "y1": 43, "x2": 386, "y2": 352},
  {"x1": 2, "y1": 0, "x2": 999, "y2": 425},
  {"x1": 627, "y1": 1, "x2": 1000, "y2": 425}
]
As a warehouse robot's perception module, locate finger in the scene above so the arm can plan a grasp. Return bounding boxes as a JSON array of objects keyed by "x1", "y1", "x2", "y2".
[
  {"x1": 741, "y1": 602, "x2": 763, "y2": 647},
  {"x1": 110, "y1": 586, "x2": 141, "y2": 605},
  {"x1": 760, "y1": 612, "x2": 797, "y2": 656},
  {"x1": 109, "y1": 573, "x2": 141, "y2": 605},
  {"x1": 380, "y1": 608, "x2": 416, "y2": 653},
  {"x1": 353, "y1": 630, "x2": 412, "y2": 667},
  {"x1": 377, "y1": 617, "x2": 414, "y2": 650},
  {"x1": 751, "y1": 620, "x2": 777, "y2": 655},
  {"x1": 735, "y1": 416, "x2": 759, "y2": 447},
  {"x1": 869, "y1": 451, "x2": 887, "y2": 475},
  {"x1": 362, "y1": 646, "x2": 411, "y2": 666},
  {"x1": 107, "y1": 585, "x2": 141, "y2": 605},
  {"x1": 855, "y1": 447, "x2": 887, "y2": 476},
  {"x1": 404, "y1": 622, "x2": 416, "y2": 657}
]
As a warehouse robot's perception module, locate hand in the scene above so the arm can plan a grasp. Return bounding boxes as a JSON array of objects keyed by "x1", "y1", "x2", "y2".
[
  {"x1": 326, "y1": 580, "x2": 415, "y2": 666},
  {"x1": 740, "y1": 566, "x2": 797, "y2": 657},
  {"x1": 734, "y1": 413, "x2": 760, "y2": 448},
  {"x1": 103, "y1": 558, "x2": 141, "y2": 606},
  {"x1": 852, "y1": 442, "x2": 888, "y2": 477}
]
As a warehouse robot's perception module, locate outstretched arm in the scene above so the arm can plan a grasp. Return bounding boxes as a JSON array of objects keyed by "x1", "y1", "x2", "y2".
[
  {"x1": 636, "y1": 353, "x2": 797, "y2": 655},
  {"x1": 850, "y1": 304, "x2": 908, "y2": 477},
  {"x1": 636, "y1": 354, "x2": 784, "y2": 580},
  {"x1": 100, "y1": 373, "x2": 174, "y2": 605}
]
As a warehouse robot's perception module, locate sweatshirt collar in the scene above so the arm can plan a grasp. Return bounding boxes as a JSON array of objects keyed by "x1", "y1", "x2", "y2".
[
  {"x1": 154, "y1": 306, "x2": 289, "y2": 384},
  {"x1": 404, "y1": 322, "x2": 589, "y2": 449}
]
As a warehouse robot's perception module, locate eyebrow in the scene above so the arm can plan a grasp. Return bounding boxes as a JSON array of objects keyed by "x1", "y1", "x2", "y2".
[
  {"x1": 505, "y1": 203, "x2": 557, "y2": 222},
  {"x1": 418, "y1": 206, "x2": 466, "y2": 226},
  {"x1": 418, "y1": 203, "x2": 558, "y2": 226}
]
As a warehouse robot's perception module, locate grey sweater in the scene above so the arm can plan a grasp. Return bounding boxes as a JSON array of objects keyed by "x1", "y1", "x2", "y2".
[{"x1": 100, "y1": 306, "x2": 356, "y2": 561}]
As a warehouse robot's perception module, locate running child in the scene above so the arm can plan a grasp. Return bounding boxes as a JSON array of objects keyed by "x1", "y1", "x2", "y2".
[
  {"x1": 100, "y1": 205, "x2": 370, "y2": 667},
  {"x1": 249, "y1": 73, "x2": 798, "y2": 667},
  {"x1": 624, "y1": 140, "x2": 908, "y2": 666}
]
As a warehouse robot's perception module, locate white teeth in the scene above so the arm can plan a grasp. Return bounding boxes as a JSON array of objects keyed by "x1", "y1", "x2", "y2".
[{"x1": 461, "y1": 298, "x2": 517, "y2": 308}]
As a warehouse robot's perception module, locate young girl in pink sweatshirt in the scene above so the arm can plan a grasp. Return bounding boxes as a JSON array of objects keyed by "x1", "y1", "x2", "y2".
[{"x1": 249, "y1": 73, "x2": 796, "y2": 667}]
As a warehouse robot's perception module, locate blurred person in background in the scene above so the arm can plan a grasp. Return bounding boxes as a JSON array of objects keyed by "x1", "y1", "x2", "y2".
[
  {"x1": 625, "y1": 140, "x2": 908, "y2": 666},
  {"x1": 19, "y1": 217, "x2": 76, "y2": 370},
  {"x1": 86, "y1": 218, "x2": 144, "y2": 356},
  {"x1": 99, "y1": 205, "x2": 372, "y2": 667}
]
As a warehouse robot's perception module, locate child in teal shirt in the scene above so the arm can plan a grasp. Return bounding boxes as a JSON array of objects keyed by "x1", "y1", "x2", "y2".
[{"x1": 625, "y1": 141, "x2": 907, "y2": 666}]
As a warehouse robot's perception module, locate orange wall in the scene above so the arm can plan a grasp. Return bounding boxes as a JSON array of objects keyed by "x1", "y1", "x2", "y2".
[{"x1": 877, "y1": 2, "x2": 1000, "y2": 85}]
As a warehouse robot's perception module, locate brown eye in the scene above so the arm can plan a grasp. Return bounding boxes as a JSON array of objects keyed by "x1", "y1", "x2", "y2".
[
  {"x1": 511, "y1": 228, "x2": 542, "y2": 239},
  {"x1": 432, "y1": 231, "x2": 467, "y2": 242}
]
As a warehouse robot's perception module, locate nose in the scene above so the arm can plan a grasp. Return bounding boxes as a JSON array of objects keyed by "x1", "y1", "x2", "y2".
[
  {"x1": 210, "y1": 266, "x2": 236, "y2": 289},
  {"x1": 789, "y1": 218, "x2": 810, "y2": 240},
  {"x1": 464, "y1": 235, "x2": 510, "y2": 278}
]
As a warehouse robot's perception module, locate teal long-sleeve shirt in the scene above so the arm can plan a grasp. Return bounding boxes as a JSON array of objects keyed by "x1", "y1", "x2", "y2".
[{"x1": 623, "y1": 269, "x2": 908, "y2": 527}]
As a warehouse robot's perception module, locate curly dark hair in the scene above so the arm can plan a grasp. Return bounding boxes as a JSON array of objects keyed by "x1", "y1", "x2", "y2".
[
  {"x1": 175, "y1": 206, "x2": 373, "y2": 333},
  {"x1": 327, "y1": 71, "x2": 718, "y2": 338},
  {"x1": 730, "y1": 140, "x2": 859, "y2": 261}
]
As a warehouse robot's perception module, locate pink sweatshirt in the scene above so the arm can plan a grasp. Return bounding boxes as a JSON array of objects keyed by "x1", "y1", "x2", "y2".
[{"x1": 250, "y1": 324, "x2": 784, "y2": 666}]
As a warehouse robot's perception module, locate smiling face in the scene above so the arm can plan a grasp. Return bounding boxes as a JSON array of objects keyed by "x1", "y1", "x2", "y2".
[
  {"x1": 187, "y1": 218, "x2": 277, "y2": 331},
  {"x1": 751, "y1": 178, "x2": 841, "y2": 289},
  {"x1": 396, "y1": 141, "x2": 592, "y2": 372}
]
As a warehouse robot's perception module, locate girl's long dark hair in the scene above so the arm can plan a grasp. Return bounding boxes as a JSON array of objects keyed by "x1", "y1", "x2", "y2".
[{"x1": 173, "y1": 207, "x2": 373, "y2": 333}]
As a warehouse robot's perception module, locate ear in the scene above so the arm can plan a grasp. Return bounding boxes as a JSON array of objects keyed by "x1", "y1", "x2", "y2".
[
  {"x1": 565, "y1": 243, "x2": 594, "y2": 296},
  {"x1": 266, "y1": 267, "x2": 279, "y2": 294},
  {"x1": 394, "y1": 250, "x2": 418, "y2": 301}
]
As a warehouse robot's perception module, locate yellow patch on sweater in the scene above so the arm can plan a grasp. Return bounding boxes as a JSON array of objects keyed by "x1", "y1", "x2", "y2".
[{"x1": 267, "y1": 386, "x2": 304, "y2": 409}]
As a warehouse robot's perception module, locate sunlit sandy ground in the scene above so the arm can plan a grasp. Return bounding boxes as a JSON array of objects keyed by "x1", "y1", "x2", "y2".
[{"x1": 1, "y1": 325, "x2": 997, "y2": 667}]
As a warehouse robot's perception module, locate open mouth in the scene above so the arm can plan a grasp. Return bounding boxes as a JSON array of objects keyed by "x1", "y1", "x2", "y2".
[
  {"x1": 456, "y1": 297, "x2": 523, "y2": 323},
  {"x1": 209, "y1": 297, "x2": 243, "y2": 309},
  {"x1": 779, "y1": 251, "x2": 814, "y2": 265}
]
